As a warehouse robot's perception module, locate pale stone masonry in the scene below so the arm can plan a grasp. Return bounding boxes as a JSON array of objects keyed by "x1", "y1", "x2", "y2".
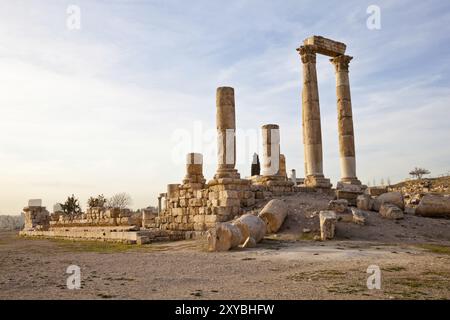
[
  {"x1": 21, "y1": 36, "x2": 368, "y2": 240},
  {"x1": 298, "y1": 45, "x2": 331, "y2": 189},
  {"x1": 297, "y1": 35, "x2": 361, "y2": 191},
  {"x1": 330, "y1": 55, "x2": 361, "y2": 186},
  {"x1": 261, "y1": 124, "x2": 280, "y2": 176},
  {"x1": 215, "y1": 87, "x2": 240, "y2": 179}
]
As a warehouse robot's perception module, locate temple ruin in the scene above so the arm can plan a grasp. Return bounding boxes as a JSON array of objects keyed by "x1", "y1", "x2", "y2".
[{"x1": 20, "y1": 35, "x2": 369, "y2": 244}]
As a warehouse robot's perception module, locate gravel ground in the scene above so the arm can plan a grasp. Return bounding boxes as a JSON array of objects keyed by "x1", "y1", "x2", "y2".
[{"x1": 1, "y1": 192, "x2": 449, "y2": 300}]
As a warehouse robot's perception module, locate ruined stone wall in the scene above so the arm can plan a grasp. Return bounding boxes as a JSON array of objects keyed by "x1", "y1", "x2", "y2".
[{"x1": 49, "y1": 207, "x2": 140, "y2": 228}]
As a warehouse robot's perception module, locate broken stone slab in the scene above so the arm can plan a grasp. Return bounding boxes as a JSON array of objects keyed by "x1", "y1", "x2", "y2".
[
  {"x1": 327, "y1": 199, "x2": 348, "y2": 214},
  {"x1": 379, "y1": 203, "x2": 404, "y2": 220},
  {"x1": 319, "y1": 211, "x2": 337, "y2": 240},
  {"x1": 351, "y1": 208, "x2": 366, "y2": 225},
  {"x1": 373, "y1": 192, "x2": 404, "y2": 211},
  {"x1": 356, "y1": 194, "x2": 374, "y2": 211},
  {"x1": 415, "y1": 194, "x2": 450, "y2": 218},
  {"x1": 258, "y1": 199, "x2": 288, "y2": 233},
  {"x1": 365, "y1": 187, "x2": 388, "y2": 197}
]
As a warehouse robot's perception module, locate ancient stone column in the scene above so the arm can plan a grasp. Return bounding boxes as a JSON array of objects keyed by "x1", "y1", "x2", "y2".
[
  {"x1": 214, "y1": 87, "x2": 240, "y2": 179},
  {"x1": 279, "y1": 154, "x2": 287, "y2": 179},
  {"x1": 183, "y1": 152, "x2": 206, "y2": 185},
  {"x1": 157, "y1": 196, "x2": 162, "y2": 214},
  {"x1": 298, "y1": 45, "x2": 331, "y2": 188},
  {"x1": 261, "y1": 124, "x2": 280, "y2": 176},
  {"x1": 290, "y1": 169, "x2": 297, "y2": 185},
  {"x1": 330, "y1": 55, "x2": 361, "y2": 185}
]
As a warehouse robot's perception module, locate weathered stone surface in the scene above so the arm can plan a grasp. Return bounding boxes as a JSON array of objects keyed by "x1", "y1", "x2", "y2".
[
  {"x1": 233, "y1": 214, "x2": 266, "y2": 244},
  {"x1": 351, "y1": 208, "x2": 366, "y2": 225},
  {"x1": 242, "y1": 236, "x2": 257, "y2": 248},
  {"x1": 415, "y1": 194, "x2": 450, "y2": 218},
  {"x1": 327, "y1": 199, "x2": 348, "y2": 213},
  {"x1": 356, "y1": 194, "x2": 373, "y2": 211},
  {"x1": 207, "y1": 222, "x2": 242, "y2": 252},
  {"x1": 23, "y1": 205, "x2": 50, "y2": 231},
  {"x1": 365, "y1": 187, "x2": 388, "y2": 197},
  {"x1": 373, "y1": 192, "x2": 404, "y2": 211},
  {"x1": 319, "y1": 211, "x2": 337, "y2": 240},
  {"x1": 258, "y1": 199, "x2": 288, "y2": 233},
  {"x1": 379, "y1": 203, "x2": 404, "y2": 220},
  {"x1": 303, "y1": 35, "x2": 346, "y2": 57}
]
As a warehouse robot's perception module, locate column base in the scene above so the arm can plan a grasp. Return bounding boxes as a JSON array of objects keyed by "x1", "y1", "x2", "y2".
[
  {"x1": 214, "y1": 168, "x2": 240, "y2": 179},
  {"x1": 340, "y1": 177, "x2": 362, "y2": 185},
  {"x1": 304, "y1": 175, "x2": 332, "y2": 189}
]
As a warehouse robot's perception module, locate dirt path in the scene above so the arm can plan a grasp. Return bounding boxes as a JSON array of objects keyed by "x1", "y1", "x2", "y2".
[{"x1": 1, "y1": 231, "x2": 449, "y2": 300}]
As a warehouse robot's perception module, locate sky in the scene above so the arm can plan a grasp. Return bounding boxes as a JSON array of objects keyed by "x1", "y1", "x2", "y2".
[{"x1": 0, "y1": 0, "x2": 449, "y2": 214}]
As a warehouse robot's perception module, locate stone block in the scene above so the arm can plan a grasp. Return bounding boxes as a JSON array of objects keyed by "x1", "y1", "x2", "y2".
[
  {"x1": 319, "y1": 211, "x2": 337, "y2": 240},
  {"x1": 327, "y1": 199, "x2": 348, "y2": 213},
  {"x1": 356, "y1": 194, "x2": 373, "y2": 211},
  {"x1": 379, "y1": 203, "x2": 404, "y2": 220}
]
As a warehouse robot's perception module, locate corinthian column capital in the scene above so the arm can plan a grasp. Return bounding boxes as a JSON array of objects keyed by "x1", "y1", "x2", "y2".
[
  {"x1": 297, "y1": 45, "x2": 317, "y2": 64},
  {"x1": 330, "y1": 55, "x2": 353, "y2": 72}
]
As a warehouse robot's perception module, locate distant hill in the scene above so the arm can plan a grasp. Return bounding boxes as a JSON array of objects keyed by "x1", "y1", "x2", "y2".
[{"x1": 0, "y1": 215, "x2": 24, "y2": 231}]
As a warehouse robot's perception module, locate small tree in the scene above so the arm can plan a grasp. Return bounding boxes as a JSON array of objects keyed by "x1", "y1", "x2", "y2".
[
  {"x1": 106, "y1": 192, "x2": 132, "y2": 209},
  {"x1": 409, "y1": 167, "x2": 430, "y2": 180},
  {"x1": 87, "y1": 194, "x2": 107, "y2": 208},
  {"x1": 60, "y1": 194, "x2": 81, "y2": 215}
]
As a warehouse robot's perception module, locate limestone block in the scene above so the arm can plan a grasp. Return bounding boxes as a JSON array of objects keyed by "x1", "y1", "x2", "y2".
[
  {"x1": 373, "y1": 192, "x2": 404, "y2": 211},
  {"x1": 219, "y1": 198, "x2": 240, "y2": 207},
  {"x1": 319, "y1": 211, "x2": 337, "y2": 240},
  {"x1": 415, "y1": 194, "x2": 450, "y2": 218},
  {"x1": 365, "y1": 187, "x2": 388, "y2": 197},
  {"x1": 258, "y1": 199, "x2": 288, "y2": 233},
  {"x1": 350, "y1": 208, "x2": 366, "y2": 225},
  {"x1": 379, "y1": 203, "x2": 404, "y2": 220},
  {"x1": 356, "y1": 194, "x2": 373, "y2": 211},
  {"x1": 327, "y1": 199, "x2": 348, "y2": 213}
]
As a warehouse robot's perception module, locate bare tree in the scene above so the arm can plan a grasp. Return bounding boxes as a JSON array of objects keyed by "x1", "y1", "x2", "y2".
[
  {"x1": 106, "y1": 193, "x2": 132, "y2": 209},
  {"x1": 409, "y1": 167, "x2": 430, "y2": 180}
]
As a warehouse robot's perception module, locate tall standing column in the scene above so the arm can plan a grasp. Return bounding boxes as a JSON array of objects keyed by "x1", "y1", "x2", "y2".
[
  {"x1": 261, "y1": 124, "x2": 280, "y2": 177},
  {"x1": 330, "y1": 55, "x2": 361, "y2": 185},
  {"x1": 214, "y1": 87, "x2": 240, "y2": 179},
  {"x1": 297, "y1": 45, "x2": 331, "y2": 188}
]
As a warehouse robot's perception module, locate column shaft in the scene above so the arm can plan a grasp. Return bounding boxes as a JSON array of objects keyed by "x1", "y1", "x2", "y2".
[
  {"x1": 330, "y1": 55, "x2": 361, "y2": 185},
  {"x1": 261, "y1": 124, "x2": 280, "y2": 176},
  {"x1": 215, "y1": 87, "x2": 240, "y2": 179},
  {"x1": 298, "y1": 45, "x2": 331, "y2": 188}
]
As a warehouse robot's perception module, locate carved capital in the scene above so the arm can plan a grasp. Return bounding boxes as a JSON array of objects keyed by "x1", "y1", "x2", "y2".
[
  {"x1": 330, "y1": 55, "x2": 353, "y2": 72},
  {"x1": 297, "y1": 45, "x2": 317, "y2": 64}
]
